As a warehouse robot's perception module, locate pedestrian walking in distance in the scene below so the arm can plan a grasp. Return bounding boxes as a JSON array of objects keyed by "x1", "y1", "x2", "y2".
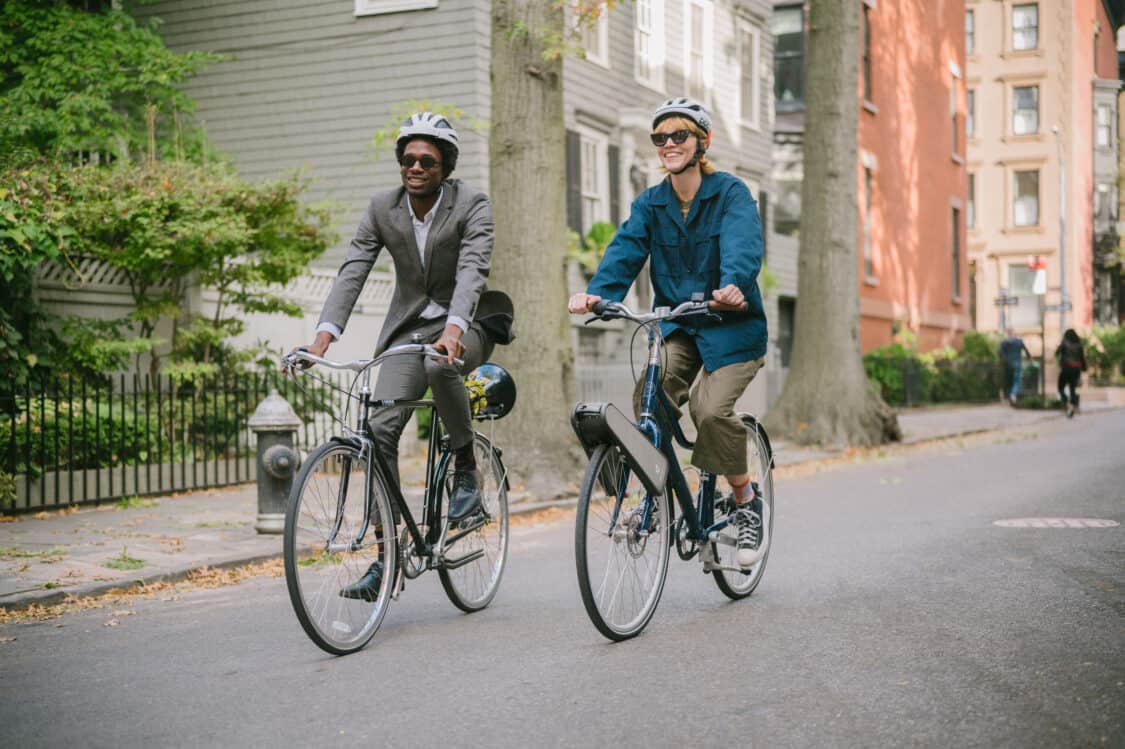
[
  {"x1": 999, "y1": 328, "x2": 1031, "y2": 406},
  {"x1": 1055, "y1": 328, "x2": 1087, "y2": 418}
]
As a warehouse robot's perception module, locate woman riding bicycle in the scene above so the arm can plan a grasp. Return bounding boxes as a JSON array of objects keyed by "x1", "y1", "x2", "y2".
[{"x1": 567, "y1": 97, "x2": 769, "y2": 568}]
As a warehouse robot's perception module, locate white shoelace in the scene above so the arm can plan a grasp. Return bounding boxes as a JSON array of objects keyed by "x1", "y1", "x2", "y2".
[{"x1": 734, "y1": 505, "x2": 761, "y2": 550}]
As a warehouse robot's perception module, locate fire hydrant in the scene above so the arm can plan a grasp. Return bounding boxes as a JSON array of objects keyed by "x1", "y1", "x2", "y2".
[{"x1": 248, "y1": 390, "x2": 302, "y2": 534}]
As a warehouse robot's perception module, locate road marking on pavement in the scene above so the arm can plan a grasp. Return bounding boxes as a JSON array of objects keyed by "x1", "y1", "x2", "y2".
[{"x1": 993, "y1": 518, "x2": 1120, "y2": 529}]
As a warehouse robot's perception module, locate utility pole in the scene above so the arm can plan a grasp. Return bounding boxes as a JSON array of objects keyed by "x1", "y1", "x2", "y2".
[{"x1": 1052, "y1": 126, "x2": 1067, "y2": 332}]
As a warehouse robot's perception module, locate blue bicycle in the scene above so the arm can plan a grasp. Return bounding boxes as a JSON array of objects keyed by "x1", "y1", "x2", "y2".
[{"x1": 571, "y1": 299, "x2": 775, "y2": 641}]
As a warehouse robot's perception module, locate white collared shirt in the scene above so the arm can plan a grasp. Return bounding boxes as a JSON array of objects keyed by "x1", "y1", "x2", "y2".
[{"x1": 317, "y1": 187, "x2": 467, "y2": 341}]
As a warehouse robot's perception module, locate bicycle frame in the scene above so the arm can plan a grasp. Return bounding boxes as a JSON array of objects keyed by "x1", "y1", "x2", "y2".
[
  {"x1": 633, "y1": 324, "x2": 733, "y2": 546},
  {"x1": 297, "y1": 348, "x2": 485, "y2": 572}
]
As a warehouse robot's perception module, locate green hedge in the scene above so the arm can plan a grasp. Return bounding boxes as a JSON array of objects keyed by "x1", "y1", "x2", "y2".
[{"x1": 864, "y1": 331, "x2": 1007, "y2": 407}]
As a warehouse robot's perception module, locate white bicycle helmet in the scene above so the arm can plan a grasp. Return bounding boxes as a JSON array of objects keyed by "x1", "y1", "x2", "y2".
[
  {"x1": 652, "y1": 97, "x2": 712, "y2": 134},
  {"x1": 396, "y1": 112, "x2": 460, "y2": 151}
]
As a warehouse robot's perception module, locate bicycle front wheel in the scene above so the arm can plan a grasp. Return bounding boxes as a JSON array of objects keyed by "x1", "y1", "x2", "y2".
[
  {"x1": 438, "y1": 433, "x2": 510, "y2": 612},
  {"x1": 712, "y1": 416, "x2": 774, "y2": 600},
  {"x1": 284, "y1": 441, "x2": 396, "y2": 655},
  {"x1": 575, "y1": 444, "x2": 671, "y2": 641}
]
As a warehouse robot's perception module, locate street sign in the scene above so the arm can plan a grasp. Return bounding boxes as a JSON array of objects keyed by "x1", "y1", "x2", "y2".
[
  {"x1": 1045, "y1": 301, "x2": 1073, "y2": 312},
  {"x1": 993, "y1": 296, "x2": 1019, "y2": 306},
  {"x1": 1032, "y1": 269, "x2": 1047, "y2": 295}
]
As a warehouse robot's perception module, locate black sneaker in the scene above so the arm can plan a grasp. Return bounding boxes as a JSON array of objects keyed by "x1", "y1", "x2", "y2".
[
  {"x1": 339, "y1": 560, "x2": 384, "y2": 603},
  {"x1": 733, "y1": 489, "x2": 769, "y2": 569},
  {"x1": 448, "y1": 470, "x2": 483, "y2": 522}
]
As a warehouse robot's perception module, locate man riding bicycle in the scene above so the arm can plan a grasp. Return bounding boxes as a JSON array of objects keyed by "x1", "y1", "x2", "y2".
[
  {"x1": 567, "y1": 97, "x2": 769, "y2": 568},
  {"x1": 295, "y1": 112, "x2": 507, "y2": 600}
]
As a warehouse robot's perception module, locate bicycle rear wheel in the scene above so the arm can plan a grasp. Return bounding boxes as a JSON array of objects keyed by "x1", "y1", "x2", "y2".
[
  {"x1": 575, "y1": 444, "x2": 671, "y2": 641},
  {"x1": 712, "y1": 416, "x2": 774, "y2": 600},
  {"x1": 284, "y1": 441, "x2": 396, "y2": 655},
  {"x1": 438, "y1": 433, "x2": 510, "y2": 612}
]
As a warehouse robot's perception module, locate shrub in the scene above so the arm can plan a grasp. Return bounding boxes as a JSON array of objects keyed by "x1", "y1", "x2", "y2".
[{"x1": 1087, "y1": 324, "x2": 1125, "y2": 385}]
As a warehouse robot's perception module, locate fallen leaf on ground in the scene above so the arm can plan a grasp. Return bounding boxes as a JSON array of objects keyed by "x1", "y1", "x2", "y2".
[
  {"x1": 104, "y1": 619, "x2": 119, "y2": 627},
  {"x1": 33, "y1": 512, "x2": 49, "y2": 520},
  {"x1": 110, "y1": 610, "x2": 134, "y2": 617},
  {"x1": 0, "y1": 636, "x2": 16, "y2": 643}
]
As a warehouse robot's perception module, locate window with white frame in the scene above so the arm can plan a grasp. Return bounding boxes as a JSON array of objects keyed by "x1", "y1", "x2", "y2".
[
  {"x1": 772, "y1": 5, "x2": 804, "y2": 108},
  {"x1": 578, "y1": 127, "x2": 610, "y2": 232},
  {"x1": 354, "y1": 0, "x2": 436, "y2": 16},
  {"x1": 1096, "y1": 183, "x2": 1119, "y2": 222},
  {"x1": 966, "y1": 9, "x2": 975, "y2": 55},
  {"x1": 951, "y1": 206, "x2": 961, "y2": 298},
  {"x1": 738, "y1": 21, "x2": 761, "y2": 128},
  {"x1": 1008, "y1": 264, "x2": 1040, "y2": 327},
  {"x1": 581, "y1": 7, "x2": 610, "y2": 67},
  {"x1": 950, "y1": 76, "x2": 959, "y2": 154},
  {"x1": 684, "y1": 0, "x2": 713, "y2": 103},
  {"x1": 863, "y1": 167, "x2": 875, "y2": 278},
  {"x1": 968, "y1": 173, "x2": 975, "y2": 229},
  {"x1": 1096, "y1": 104, "x2": 1113, "y2": 147},
  {"x1": 1012, "y1": 85, "x2": 1038, "y2": 135},
  {"x1": 1012, "y1": 3, "x2": 1038, "y2": 51},
  {"x1": 1013, "y1": 169, "x2": 1039, "y2": 227},
  {"x1": 967, "y1": 89, "x2": 975, "y2": 138},
  {"x1": 634, "y1": 0, "x2": 664, "y2": 89}
]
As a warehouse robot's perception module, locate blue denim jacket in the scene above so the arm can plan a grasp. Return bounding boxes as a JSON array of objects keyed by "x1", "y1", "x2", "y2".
[{"x1": 586, "y1": 171, "x2": 767, "y2": 371}]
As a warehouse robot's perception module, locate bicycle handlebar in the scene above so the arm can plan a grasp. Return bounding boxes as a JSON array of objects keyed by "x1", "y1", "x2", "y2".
[
  {"x1": 588, "y1": 298, "x2": 747, "y2": 324},
  {"x1": 283, "y1": 343, "x2": 464, "y2": 373}
]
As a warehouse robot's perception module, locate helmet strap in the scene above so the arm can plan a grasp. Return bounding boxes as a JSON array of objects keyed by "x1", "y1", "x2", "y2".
[{"x1": 670, "y1": 146, "x2": 706, "y2": 175}]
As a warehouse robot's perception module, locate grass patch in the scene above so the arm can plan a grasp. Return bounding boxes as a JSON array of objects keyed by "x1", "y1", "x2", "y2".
[
  {"x1": 104, "y1": 546, "x2": 145, "y2": 571},
  {"x1": 42, "y1": 581, "x2": 59, "y2": 589},
  {"x1": 115, "y1": 497, "x2": 158, "y2": 510}
]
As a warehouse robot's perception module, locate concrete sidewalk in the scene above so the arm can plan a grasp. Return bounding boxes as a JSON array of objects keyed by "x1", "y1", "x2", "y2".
[{"x1": 1, "y1": 401, "x2": 1116, "y2": 610}]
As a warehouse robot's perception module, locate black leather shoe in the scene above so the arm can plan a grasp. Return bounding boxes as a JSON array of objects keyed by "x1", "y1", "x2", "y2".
[
  {"x1": 339, "y1": 560, "x2": 384, "y2": 602},
  {"x1": 448, "y1": 470, "x2": 483, "y2": 521}
]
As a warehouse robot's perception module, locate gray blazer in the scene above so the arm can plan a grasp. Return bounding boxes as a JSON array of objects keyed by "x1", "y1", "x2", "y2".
[{"x1": 318, "y1": 179, "x2": 493, "y2": 355}]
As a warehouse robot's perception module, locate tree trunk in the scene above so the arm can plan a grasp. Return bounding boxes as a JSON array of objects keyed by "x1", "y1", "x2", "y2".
[
  {"x1": 764, "y1": 0, "x2": 900, "y2": 448},
  {"x1": 489, "y1": 0, "x2": 583, "y2": 495}
]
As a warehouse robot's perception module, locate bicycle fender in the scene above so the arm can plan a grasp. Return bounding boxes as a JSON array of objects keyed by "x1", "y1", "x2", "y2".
[
  {"x1": 571, "y1": 402, "x2": 668, "y2": 495},
  {"x1": 739, "y1": 413, "x2": 775, "y2": 469}
]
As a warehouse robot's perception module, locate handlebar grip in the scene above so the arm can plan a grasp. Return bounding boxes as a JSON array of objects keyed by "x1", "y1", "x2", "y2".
[
  {"x1": 590, "y1": 300, "x2": 609, "y2": 315},
  {"x1": 708, "y1": 301, "x2": 749, "y2": 313}
]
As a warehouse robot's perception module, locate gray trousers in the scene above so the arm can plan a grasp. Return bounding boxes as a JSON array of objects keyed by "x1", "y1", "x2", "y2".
[{"x1": 368, "y1": 318, "x2": 494, "y2": 490}]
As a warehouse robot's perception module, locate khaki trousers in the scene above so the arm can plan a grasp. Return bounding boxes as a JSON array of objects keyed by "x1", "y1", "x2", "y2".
[{"x1": 634, "y1": 331, "x2": 764, "y2": 475}]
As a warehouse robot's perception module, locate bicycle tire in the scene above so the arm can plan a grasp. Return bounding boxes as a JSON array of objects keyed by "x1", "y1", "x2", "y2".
[
  {"x1": 712, "y1": 415, "x2": 774, "y2": 600},
  {"x1": 575, "y1": 443, "x2": 671, "y2": 641},
  {"x1": 284, "y1": 440, "x2": 396, "y2": 655},
  {"x1": 437, "y1": 433, "x2": 510, "y2": 612}
]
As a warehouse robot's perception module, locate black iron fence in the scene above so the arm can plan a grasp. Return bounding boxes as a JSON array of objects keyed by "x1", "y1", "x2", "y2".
[{"x1": 1, "y1": 371, "x2": 353, "y2": 513}]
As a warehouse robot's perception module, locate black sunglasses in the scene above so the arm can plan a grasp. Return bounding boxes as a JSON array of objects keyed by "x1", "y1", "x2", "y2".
[
  {"x1": 399, "y1": 154, "x2": 441, "y2": 170},
  {"x1": 650, "y1": 129, "x2": 693, "y2": 147}
]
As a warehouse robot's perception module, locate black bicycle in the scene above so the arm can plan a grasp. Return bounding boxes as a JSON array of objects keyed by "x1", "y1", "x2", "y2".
[
  {"x1": 571, "y1": 300, "x2": 775, "y2": 641},
  {"x1": 281, "y1": 345, "x2": 511, "y2": 655}
]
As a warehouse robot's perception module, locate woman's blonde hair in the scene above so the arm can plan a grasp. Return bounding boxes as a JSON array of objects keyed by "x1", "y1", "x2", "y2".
[{"x1": 654, "y1": 115, "x2": 715, "y2": 175}]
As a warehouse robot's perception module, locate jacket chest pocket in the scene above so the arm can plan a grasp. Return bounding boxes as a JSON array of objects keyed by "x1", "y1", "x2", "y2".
[{"x1": 652, "y1": 241, "x2": 686, "y2": 278}]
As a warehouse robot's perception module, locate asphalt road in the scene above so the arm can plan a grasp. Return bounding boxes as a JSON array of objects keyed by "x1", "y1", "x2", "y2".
[{"x1": 2, "y1": 411, "x2": 1123, "y2": 748}]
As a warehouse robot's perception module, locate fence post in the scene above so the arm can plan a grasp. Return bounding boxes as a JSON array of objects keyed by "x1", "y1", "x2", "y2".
[{"x1": 248, "y1": 390, "x2": 302, "y2": 534}]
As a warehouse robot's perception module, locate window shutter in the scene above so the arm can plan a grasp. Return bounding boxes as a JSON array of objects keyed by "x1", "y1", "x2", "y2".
[
  {"x1": 566, "y1": 129, "x2": 582, "y2": 233},
  {"x1": 608, "y1": 144, "x2": 621, "y2": 226}
]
